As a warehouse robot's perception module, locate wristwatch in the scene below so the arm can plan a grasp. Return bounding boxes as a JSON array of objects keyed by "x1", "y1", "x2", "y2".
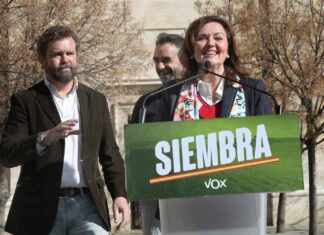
[{"x1": 37, "y1": 132, "x2": 49, "y2": 148}]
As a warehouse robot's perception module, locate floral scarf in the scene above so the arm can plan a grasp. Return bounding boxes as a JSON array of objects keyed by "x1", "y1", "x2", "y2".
[{"x1": 173, "y1": 79, "x2": 246, "y2": 121}]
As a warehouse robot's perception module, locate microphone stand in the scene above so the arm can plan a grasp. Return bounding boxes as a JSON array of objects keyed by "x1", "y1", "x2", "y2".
[
  {"x1": 200, "y1": 67, "x2": 282, "y2": 115},
  {"x1": 140, "y1": 64, "x2": 282, "y2": 123},
  {"x1": 201, "y1": 65, "x2": 283, "y2": 233},
  {"x1": 140, "y1": 71, "x2": 208, "y2": 123}
]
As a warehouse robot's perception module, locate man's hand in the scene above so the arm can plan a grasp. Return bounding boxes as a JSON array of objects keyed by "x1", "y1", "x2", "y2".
[
  {"x1": 43, "y1": 119, "x2": 80, "y2": 145},
  {"x1": 113, "y1": 197, "x2": 131, "y2": 230}
]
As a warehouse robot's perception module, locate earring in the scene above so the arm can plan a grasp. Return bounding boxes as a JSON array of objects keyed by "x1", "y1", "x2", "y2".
[
  {"x1": 190, "y1": 55, "x2": 194, "y2": 59},
  {"x1": 226, "y1": 54, "x2": 230, "y2": 58}
]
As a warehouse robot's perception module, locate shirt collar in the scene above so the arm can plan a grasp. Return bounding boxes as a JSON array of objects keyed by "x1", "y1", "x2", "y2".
[
  {"x1": 197, "y1": 78, "x2": 225, "y2": 105},
  {"x1": 44, "y1": 76, "x2": 78, "y2": 99}
]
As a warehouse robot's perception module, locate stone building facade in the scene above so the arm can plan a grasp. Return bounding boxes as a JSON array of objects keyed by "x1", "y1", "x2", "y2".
[{"x1": 5, "y1": 0, "x2": 324, "y2": 234}]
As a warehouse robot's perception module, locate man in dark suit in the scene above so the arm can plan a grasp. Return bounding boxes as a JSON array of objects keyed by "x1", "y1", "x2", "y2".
[
  {"x1": 131, "y1": 33, "x2": 184, "y2": 123},
  {"x1": 130, "y1": 33, "x2": 184, "y2": 235},
  {"x1": 0, "y1": 26, "x2": 130, "y2": 235}
]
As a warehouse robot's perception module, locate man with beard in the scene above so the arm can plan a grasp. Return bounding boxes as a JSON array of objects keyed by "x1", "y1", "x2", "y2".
[
  {"x1": 0, "y1": 26, "x2": 130, "y2": 235},
  {"x1": 130, "y1": 33, "x2": 183, "y2": 235}
]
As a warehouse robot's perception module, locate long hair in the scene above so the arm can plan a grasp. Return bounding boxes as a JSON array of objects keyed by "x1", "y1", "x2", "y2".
[{"x1": 179, "y1": 16, "x2": 247, "y2": 80}]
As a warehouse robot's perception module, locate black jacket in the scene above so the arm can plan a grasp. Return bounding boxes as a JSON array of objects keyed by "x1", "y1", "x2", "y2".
[
  {"x1": 0, "y1": 81, "x2": 126, "y2": 235},
  {"x1": 132, "y1": 77, "x2": 271, "y2": 124}
]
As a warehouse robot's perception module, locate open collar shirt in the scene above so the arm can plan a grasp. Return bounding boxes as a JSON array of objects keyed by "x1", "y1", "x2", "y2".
[
  {"x1": 44, "y1": 77, "x2": 87, "y2": 188},
  {"x1": 197, "y1": 78, "x2": 225, "y2": 106}
]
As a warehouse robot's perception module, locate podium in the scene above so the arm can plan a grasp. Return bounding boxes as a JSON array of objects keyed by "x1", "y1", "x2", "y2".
[
  {"x1": 159, "y1": 193, "x2": 266, "y2": 235},
  {"x1": 124, "y1": 115, "x2": 303, "y2": 234}
]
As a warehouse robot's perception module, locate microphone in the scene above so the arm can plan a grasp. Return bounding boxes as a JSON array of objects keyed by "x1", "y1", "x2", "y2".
[
  {"x1": 140, "y1": 61, "x2": 281, "y2": 123},
  {"x1": 200, "y1": 61, "x2": 282, "y2": 114},
  {"x1": 140, "y1": 70, "x2": 208, "y2": 123}
]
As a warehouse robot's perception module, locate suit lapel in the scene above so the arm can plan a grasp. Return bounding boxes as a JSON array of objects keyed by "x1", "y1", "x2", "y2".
[
  {"x1": 219, "y1": 86, "x2": 237, "y2": 118},
  {"x1": 35, "y1": 81, "x2": 61, "y2": 125},
  {"x1": 77, "y1": 84, "x2": 90, "y2": 153}
]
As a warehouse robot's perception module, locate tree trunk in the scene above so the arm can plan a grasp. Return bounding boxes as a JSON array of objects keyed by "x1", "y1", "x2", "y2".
[
  {"x1": 0, "y1": 166, "x2": 10, "y2": 233},
  {"x1": 276, "y1": 192, "x2": 286, "y2": 233},
  {"x1": 307, "y1": 139, "x2": 317, "y2": 235}
]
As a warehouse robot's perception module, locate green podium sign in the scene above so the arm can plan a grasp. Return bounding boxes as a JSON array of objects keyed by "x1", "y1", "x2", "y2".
[{"x1": 124, "y1": 114, "x2": 303, "y2": 201}]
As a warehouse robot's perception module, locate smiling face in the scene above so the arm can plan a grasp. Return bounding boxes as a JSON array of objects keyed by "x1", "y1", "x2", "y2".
[
  {"x1": 153, "y1": 42, "x2": 183, "y2": 84},
  {"x1": 193, "y1": 22, "x2": 229, "y2": 72},
  {"x1": 40, "y1": 37, "x2": 78, "y2": 84}
]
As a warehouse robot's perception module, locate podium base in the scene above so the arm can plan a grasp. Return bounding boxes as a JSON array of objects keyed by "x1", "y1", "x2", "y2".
[{"x1": 159, "y1": 193, "x2": 266, "y2": 235}]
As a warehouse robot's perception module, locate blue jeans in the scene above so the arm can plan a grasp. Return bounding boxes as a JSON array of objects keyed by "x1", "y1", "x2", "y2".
[{"x1": 49, "y1": 193, "x2": 108, "y2": 235}]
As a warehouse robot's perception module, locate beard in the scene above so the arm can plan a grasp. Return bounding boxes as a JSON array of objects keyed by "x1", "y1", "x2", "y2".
[{"x1": 45, "y1": 64, "x2": 77, "y2": 84}]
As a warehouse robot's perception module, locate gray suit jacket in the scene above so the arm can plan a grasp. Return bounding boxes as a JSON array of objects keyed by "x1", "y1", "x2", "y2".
[{"x1": 0, "y1": 81, "x2": 126, "y2": 235}]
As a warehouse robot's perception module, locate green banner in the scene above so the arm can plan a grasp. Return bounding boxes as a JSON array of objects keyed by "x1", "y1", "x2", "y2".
[{"x1": 124, "y1": 114, "x2": 303, "y2": 201}]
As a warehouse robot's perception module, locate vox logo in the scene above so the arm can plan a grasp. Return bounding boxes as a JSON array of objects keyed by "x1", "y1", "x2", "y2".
[{"x1": 204, "y1": 178, "x2": 227, "y2": 190}]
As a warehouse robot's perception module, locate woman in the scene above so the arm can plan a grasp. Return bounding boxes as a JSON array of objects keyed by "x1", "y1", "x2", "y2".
[
  {"x1": 158, "y1": 16, "x2": 271, "y2": 235},
  {"x1": 162, "y1": 15, "x2": 271, "y2": 121}
]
